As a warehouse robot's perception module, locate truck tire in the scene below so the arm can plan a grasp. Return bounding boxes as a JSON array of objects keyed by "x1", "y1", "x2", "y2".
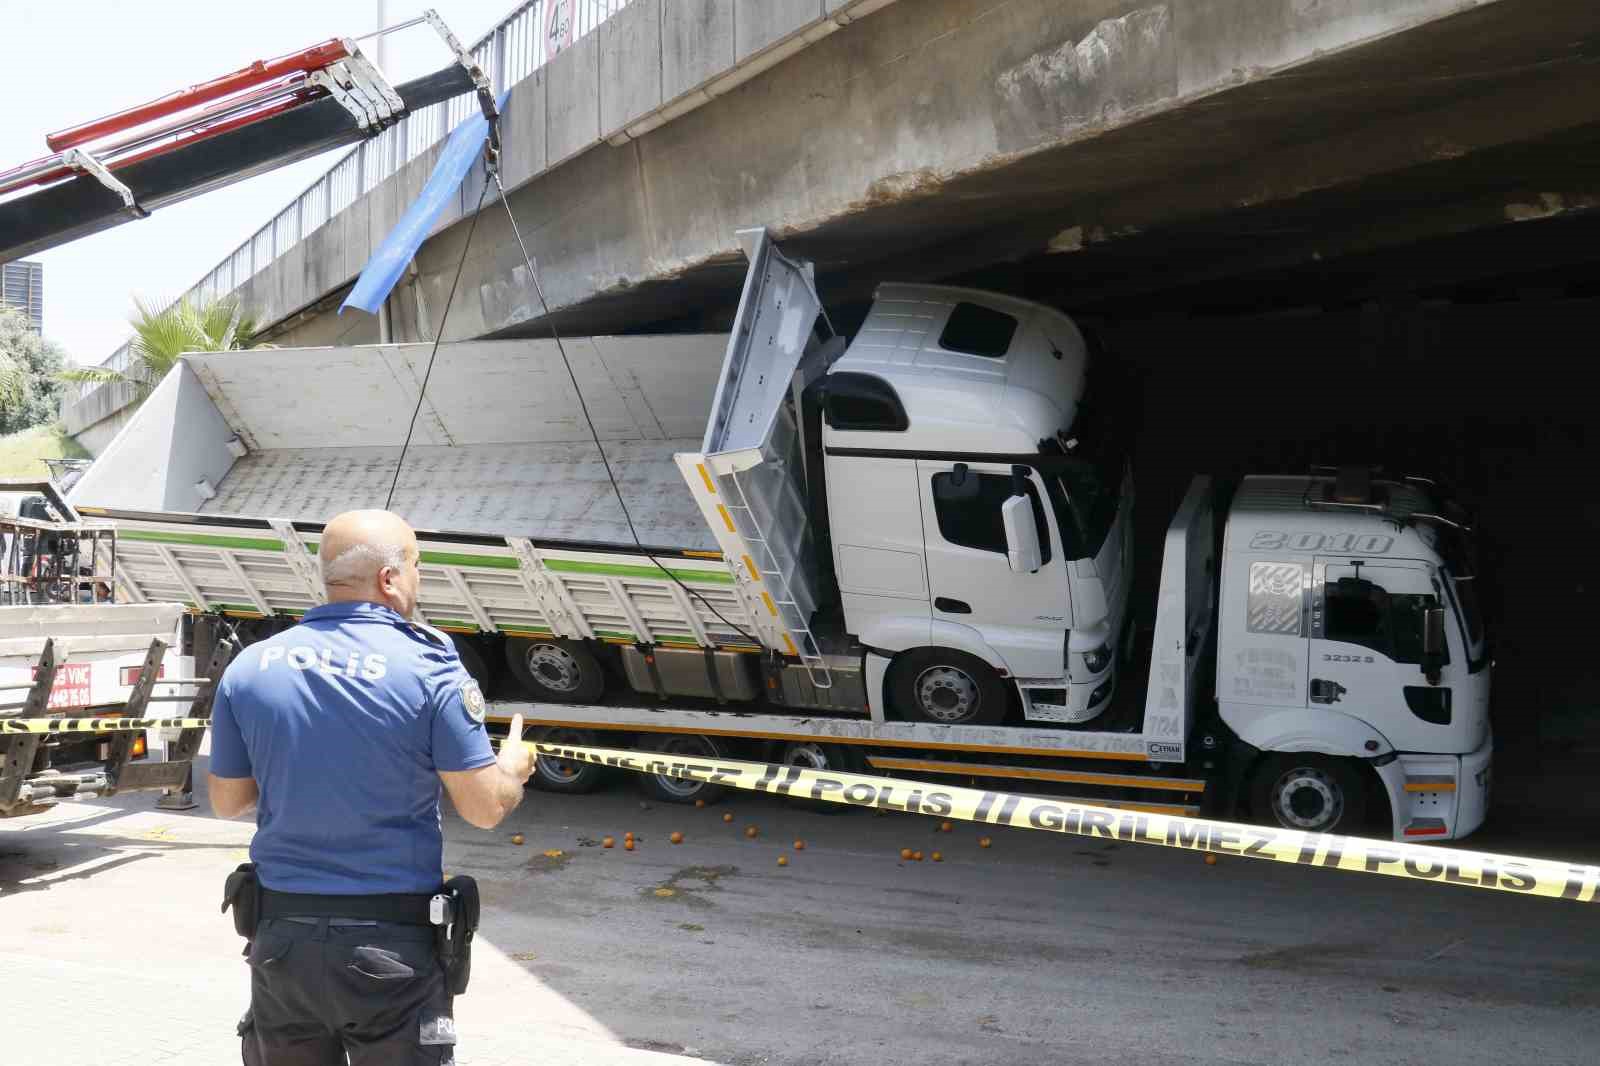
[
  {"x1": 888, "y1": 648, "x2": 1009, "y2": 726},
  {"x1": 505, "y1": 638, "x2": 605, "y2": 703},
  {"x1": 449, "y1": 634, "x2": 493, "y2": 690},
  {"x1": 779, "y1": 742, "x2": 860, "y2": 814},
  {"x1": 639, "y1": 734, "x2": 730, "y2": 804},
  {"x1": 1249, "y1": 754, "x2": 1367, "y2": 834},
  {"x1": 531, "y1": 727, "x2": 607, "y2": 794}
]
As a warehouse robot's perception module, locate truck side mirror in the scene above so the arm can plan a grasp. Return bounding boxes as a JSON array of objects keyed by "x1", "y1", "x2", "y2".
[
  {"x1": 1001, "y1": 495, "x2": 1042, "y2": 574},
  {"x1": 1421, "y1": 606, "x2": 1446, "y2": 686}
]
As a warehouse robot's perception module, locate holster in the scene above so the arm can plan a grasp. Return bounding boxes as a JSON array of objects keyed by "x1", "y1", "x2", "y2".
[
  {"x1": 222, "y1": 862, "x2": 261, "y2": 939},
  {"x1": 436, "y1": 874, "x2": 480, "y2": 996}
]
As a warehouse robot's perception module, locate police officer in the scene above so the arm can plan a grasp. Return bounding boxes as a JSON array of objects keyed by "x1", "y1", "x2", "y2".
[{"x1": 208, "y1": 509, "x2": 535, "y2": 1064}]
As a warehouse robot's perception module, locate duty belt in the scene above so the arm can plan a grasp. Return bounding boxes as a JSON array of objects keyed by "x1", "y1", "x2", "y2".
[{"x1": 260, "y1": 887, "x2": 437, "y2": 925}]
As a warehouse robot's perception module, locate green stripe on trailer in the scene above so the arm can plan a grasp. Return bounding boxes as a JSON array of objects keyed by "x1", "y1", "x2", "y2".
[
  {"x1": 543, "y1": 559, "x2": 733, "y2": 584},
  {"x1": 419, "y1": 550, "x2": 519, "y2": 570},
  {"x1": 115, "y1": 529, "x2": 731, "y2": 585},
  {"x1": 119, "y1": 529, "x2": 285, "y2": 552}
]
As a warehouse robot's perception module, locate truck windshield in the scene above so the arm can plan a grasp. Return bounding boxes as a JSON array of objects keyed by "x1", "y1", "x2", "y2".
[
  {"x1": 1036, "y1": 364, "x2": 1130, "y2": 558},
  {"x1": 1421, "y1": 519, "x2": 1487, "y2": 669},
  {"x1": 1053, "y1": 460, "x2": 1121, "y2": 558},
  {"x1": 1447, "y1": 572, "x2": 1486, "y2": 665}
]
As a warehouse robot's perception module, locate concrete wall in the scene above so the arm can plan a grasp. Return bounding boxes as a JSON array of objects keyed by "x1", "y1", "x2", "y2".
[
  {"x1": 68, "y1": 363, "x2": 236, "y2": 514},
  {"x1": 62, "y1": 379, "x2": 139, "y2": 438},
  {"x1": 71, "y1": 402, "x2": 137, "y2": 457}
]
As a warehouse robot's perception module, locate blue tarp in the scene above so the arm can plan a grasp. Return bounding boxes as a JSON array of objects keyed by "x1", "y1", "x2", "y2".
[{"x1": 340, "y1": 93, "x2": 507, "y2": 316}]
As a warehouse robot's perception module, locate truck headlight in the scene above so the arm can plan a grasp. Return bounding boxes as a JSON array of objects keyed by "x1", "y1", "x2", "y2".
[{"x1": 1082, "y1": 645, "x2": 1112, "y2": 675}]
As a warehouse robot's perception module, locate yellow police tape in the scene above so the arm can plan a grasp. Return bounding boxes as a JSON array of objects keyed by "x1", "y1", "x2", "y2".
[
  {"x1": 526, "y1": 740, "x2": 1600, "y2": 905},
  {"x1": 15, "y1": 718, "x2": 1594, "y2": 903},
  {"x1": 0, "y1": 716, "x2": 209, "y2": 734}
]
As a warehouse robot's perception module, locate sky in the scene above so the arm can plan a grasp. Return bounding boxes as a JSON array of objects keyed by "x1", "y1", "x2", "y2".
[{"x1": 0, "y1": 0, "x2": 519, "y2": 364}]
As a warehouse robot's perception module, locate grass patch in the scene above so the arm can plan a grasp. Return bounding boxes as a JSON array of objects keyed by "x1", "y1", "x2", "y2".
[{"x1": 0, "y1": 425, "x2": 89, "y2": 479}]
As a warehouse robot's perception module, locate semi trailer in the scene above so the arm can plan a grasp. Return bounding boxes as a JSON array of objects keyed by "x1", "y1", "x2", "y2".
[{"x1": 67, "y1": 232, "x2": 1491, "y2": 839}]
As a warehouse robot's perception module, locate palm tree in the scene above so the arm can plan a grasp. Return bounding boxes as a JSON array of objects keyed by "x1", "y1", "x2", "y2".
[{"x1": 60, "y1": 295, "x2": 269, "y2": 400}]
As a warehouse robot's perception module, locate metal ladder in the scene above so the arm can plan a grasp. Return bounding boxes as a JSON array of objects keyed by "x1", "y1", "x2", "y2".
[{"x1": 720, "y1": 471, "x2": 831, "y2": 689}]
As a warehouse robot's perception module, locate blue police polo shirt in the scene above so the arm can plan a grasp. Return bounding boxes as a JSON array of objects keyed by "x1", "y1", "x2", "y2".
[{"x1": 209, "y1": 601, "x2": 496, "y2": 894}]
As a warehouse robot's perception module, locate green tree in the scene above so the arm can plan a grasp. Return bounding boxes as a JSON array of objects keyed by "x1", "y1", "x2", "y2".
[
  {"x1": 59, "y1": 295, "x2": 268, "y2": 401},
  {"x1": 0, "y1": 306, "x2": 69, "y2": 435}
]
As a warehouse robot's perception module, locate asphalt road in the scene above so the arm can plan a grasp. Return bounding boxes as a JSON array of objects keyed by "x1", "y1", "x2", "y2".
[{"x1": 3, "y1": 758, "x2": 1598, "y2": 1066}]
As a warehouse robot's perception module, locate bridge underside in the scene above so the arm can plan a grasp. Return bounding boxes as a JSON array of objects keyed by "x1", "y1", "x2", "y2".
[{"x1": 345, "y1": 0, "x2": 1597, "y2": 344}]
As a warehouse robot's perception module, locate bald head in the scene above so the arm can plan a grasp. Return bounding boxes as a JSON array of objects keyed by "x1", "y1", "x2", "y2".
[{"x1": 320, "y1": 510, "x2": 421, "y2": 615}]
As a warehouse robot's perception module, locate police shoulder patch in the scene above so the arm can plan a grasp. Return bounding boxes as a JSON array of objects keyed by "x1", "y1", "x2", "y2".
[
  {"x1": 460, "y1": 679, "x2": 487, "y2": 723},
  {"x1": 404, "y1": 621, "x2": 452, "y2": 649}
]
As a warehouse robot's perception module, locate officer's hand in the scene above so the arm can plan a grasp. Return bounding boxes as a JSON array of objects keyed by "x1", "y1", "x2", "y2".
[{"x1": 498, "y1": 713, "x2": 535, "y2": 783}]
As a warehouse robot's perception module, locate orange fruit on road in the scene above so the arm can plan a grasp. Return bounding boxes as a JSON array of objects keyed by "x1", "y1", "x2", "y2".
[
  {"x1": 940, "y1": 821, "x2": 953, "y2": 833},
  {"x1": 695, "y1": 799, "x2": 706, "y2": 808},
  {"x1": 900, "y1": 848, "x2": 913, "y2": 861},
  {"x1": 624, "y1": 839, "x2": 635, "y2": 851},
  {"x1": 978, "y1": 837, "x2": 992, "y2": 848},
  {"x1": 777, "y1": 855, "x2": 789, "y2": 867},
  {"x1": 932, "y1": 852, "x2": 943, "y2": 862},
  {"x1": 602, "y1": 837, "x2": 614, "y2": 848},
  {"x1": 793, "y1": 840, "x2": 805, "y2": 851},
  {"x1": 912, "y1": 851, "x2": 924, "y2": 861},
  {"x1": 670, "y1": 832, "x2": 684, "y2": 845},
  {"x1": 723, "y1": 813, "x2": 735, "y2": 823},
  {"x1": 510, "y1": 834, "x2": 525, "y2": 846},
  {"x1": 1204, "y1": 853, "x2": 1218, "y2": 866},
  {"x1": 745, "y1": 826, "x2": 759, "y2": 839}
]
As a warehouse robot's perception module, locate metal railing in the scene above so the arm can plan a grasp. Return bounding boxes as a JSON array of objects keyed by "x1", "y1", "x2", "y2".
[{"x1": 69, "y1": 0, "x2": 635, "y2": 407}]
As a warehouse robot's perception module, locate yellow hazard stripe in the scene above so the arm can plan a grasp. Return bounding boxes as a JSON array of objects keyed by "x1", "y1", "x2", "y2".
[
  {"x1": 522, "y1": 741, "x2": 1600, "y2": 904},
  {"x1": 0, "y1": 717, "x2": 209, "y2": 734},
  {"x1": 495, "y1": 717, "x2": 1150, "y2": 759},
  {"x1": 865, "y1": 755, "x2": 1206, "y2": 793}
]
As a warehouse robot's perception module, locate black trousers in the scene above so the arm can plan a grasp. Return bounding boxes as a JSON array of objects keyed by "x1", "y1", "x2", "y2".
[{"x1": 240, "y1": 917, "x2": 456, "y2": 1065}]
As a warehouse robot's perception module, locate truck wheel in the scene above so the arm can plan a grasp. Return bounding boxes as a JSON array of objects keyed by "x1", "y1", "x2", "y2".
[
  {"x1": 639, "y1": 734, "x2": 729, "y2": 804},
  {"x1": 779, "y1": 742, "x2": 861, "y2": 814},
  {"x1": 449, "y1": 635, "x2": 493, "y2": 689},
  {"x1": 889, "y1": 648, "x2": 1009, "y2": 726},
  {"x1": 531, "y1": 727, "x2": 607, "y2": 794},
  {"x1": 1250, "y1": 754, "x2": 1367, "y2": 834},
  {"x1": 505, "y1": 638, "x2": 605, "y2": 703}
]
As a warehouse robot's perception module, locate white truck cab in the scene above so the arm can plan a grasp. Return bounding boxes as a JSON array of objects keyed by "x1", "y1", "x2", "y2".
[
  {"x1": 1219, "y1": 470, "x2": 1492, "y2": 839},
  {"x1": 817, "y1": 283, "x2": 1133, "y2": 725}
]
